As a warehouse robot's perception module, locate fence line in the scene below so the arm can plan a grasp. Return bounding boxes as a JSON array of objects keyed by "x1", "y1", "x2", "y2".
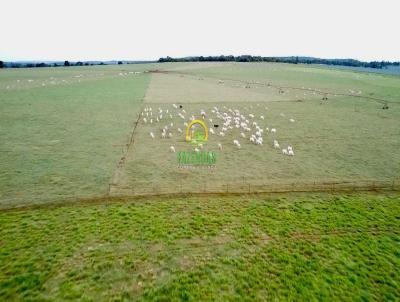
[{"x1": 109, "y1": 179, "x2": 400, "y2": 197}]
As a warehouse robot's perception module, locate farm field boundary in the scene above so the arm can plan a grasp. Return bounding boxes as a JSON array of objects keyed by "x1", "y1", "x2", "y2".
[{"x1": 109, "y1": 178, "x2": 400, "y2": 197}]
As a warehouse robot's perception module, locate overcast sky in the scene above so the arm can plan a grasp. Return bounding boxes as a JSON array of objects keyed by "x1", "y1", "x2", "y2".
[{"x1": 1, "y1": 0, "x2": 399, "y2": 62}]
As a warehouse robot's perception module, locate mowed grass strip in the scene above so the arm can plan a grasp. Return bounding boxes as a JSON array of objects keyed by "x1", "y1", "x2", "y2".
[
  {"x1": 0, "y1": 193, "x2": 399, "y2": 300},
  {"x1": 0, "y1": 67, "x2": 151, "y2": 208}
]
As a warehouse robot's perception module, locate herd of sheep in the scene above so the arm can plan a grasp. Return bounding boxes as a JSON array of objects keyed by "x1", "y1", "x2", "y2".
[{"x1": 141, "y1": 103, "x2": 295, "y2": 157}]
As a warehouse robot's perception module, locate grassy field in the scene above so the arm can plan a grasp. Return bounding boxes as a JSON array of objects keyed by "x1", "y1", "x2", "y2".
[
  {"x1": 1, "y1": 62, "x2": 400, "y2": 205},
  {"x1": 0, "y1": 193, "x2": 399, "y2": 300},
  {"x1": 113, "y1": 63, "x2": 400, "y2": 196},
  {"x1": 0, "y1": 65, "x2": 155, "y2": 208}
]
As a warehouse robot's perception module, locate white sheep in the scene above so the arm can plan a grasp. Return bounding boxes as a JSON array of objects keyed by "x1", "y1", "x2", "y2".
[
  {"x1": 219, "y1": 132, "x2": 225, "y2": 137},
  {"x1": 282, "y1": 149, "x2": 288, "y2": 155},
  {"x1": 209, "y1": 128, "x2": 214, "y2": 134},
  {"x1": 240, "y1": 132, "x2": 246, "y2": 138},
  {"x1": 288, "y1": 149, "x2": 294, "y2": 156},
  {"x1": 170, "y1": 146, "x2": 176, "y2": 153},
  {"x1": 143, "y1": 118, "x2": 147, "y2": 124},
  {"x1": 274, "y1": 140, "x2": 280, "y2": 149},
  {"x1": 168, "y1": 133, "x2": 173, "y2": 138},
  {"x1": 177, "y1": 128, "x2": 183, "y2": 133},
  {"x1": 289, "y1": 118, "x2": 295, "y2": 123},
  {"x1": 271, "y1": 128, "x2": 276, "y2": 133},
  {"x1": 218, "y1": 143, "x2": 223, "y2": 151},
  {"x1": 150, "y1": 132, "x2": 155, "y2": 139}
]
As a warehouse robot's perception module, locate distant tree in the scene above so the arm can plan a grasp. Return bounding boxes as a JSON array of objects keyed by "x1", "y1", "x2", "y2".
[
  {"x1": 84, "y1": 62, "x2": 89, "y2": 66},
  {"x1": 64, "y1": 60, "x2": 70, "y2": 66},
  {"x1": 53, "y1": 63, "x2": 59, "y2": 67},
  {"x1": 76, "y1": 61, "x2": 83, "y2": 66},
  {"x1": 0, "y1": 61, "x2": 3, "y2": 68},
  {"x1": 118, "y1": 61, "x2": 123, "y2": 65},
  {"x1": 100, "y1": 62, "x2": 105, "y2": 65}
]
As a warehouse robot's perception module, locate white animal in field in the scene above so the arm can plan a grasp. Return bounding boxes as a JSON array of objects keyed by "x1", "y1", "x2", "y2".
[
  {"x1": 282, "y1": 149, "x2": 288, "y2": 155},
  {"x1": 280, "y1": 113, "x2": 285, "y2": 117},
  {"x1": 209, "y1": 128, "x2": 214, "y2": 134},
  {"x1": 170, "y1": 146, "x2": 176, "y2": 153},
  {"x1": 289, "y1": 118, "x2": 295, "y2": 123},
  {"x1": 182, "y1": 109, "x2": 186, "y2": 114},
  {"x1": 260, "y1": 115, "x2": 264, "y2": 120},
  {"x1": 168, "y1": 132, "x2": 172, "y2": 138},
  {"x1": 143, "y1": 118, "x2": 147, "y2": 123},
  {"x1": 177, "y1": 128, "x2": 182, "y2": 133},
  {"x1": 169, "y1": 114, "x2": 173, "y2": 119},
  {"x1": 150, "y1": 132, "x2": 155, "y2": 139},
  {"x1": 150, "y1": 119, "x2": 153, "y2": 124},
  {"x1": 161, "y1": 132, "x2": 166, "y2": 139},
  {"x1": 170, "y1": 122, "x2": 173, "y2": 127},
  {"x1": 199, "y1": 143, "x2": 203, "y2": 150},
  {"x1": 288, "y1": 145, "x2": 293, "y2": 152},
  {"x1": 172, "y1": 104, "x2": 178, "y2": 109},
  {"x1": 249, "y1": 114, "x2": 255, "y2": 118},
  {"x1": 266, "y1": 127, "x2": 269, "y2": 132},
  {"x1": 271, "y1": 128, "x2": 276, "y2": 133},
  {"x1": 184, "y1": 122, "x2": 188, "y2": 127},
  {"x1": 222, "y1": 127, "x2": 228, "y2": 132},
  {"x1": 255, "y1": 138, "x2": 263, "y2": 145},
  {"x1": 194, "y1": 147, "x2": 200, "y2": 152},
  {"x1": 240, "y1": 132, "x2": 246, "y2": 138},
  {"x1": 218, "y1": 79, "x2": 224, "y2": 84},
  {"x1": 233, "y1": 140, "x2": 241, "y2": 148},
  {"x1": 219, "y1": 132, "x2": 225, "y2": 137},
  {"x1": 252, "y1": 122, "x2": 257, "y2": 127},
  {"x1": 218, "y1": 143, "x2": 223, "y2": 151},
  {"x1": 288, "y1": 149, "x2": 294, "y2": 156},
  {"x1": 273, "y1": 140, "x2": 280, "y2": 149}
]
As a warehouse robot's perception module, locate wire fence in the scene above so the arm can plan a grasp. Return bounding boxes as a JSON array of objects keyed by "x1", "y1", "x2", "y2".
[{"x1": 109, "y1": 178, "x2": 400, "y2": 197}]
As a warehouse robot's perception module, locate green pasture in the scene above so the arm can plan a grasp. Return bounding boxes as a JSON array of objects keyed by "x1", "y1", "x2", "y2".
[{"x1": 0, "y1": 193, "x2": 399, "y2": 300}]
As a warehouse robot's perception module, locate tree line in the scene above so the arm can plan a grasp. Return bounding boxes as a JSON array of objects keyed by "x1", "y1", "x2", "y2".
[
  {"x1": 158, "y1": 56, "x2": 400, "y2": 69},
  {"x1": 0, "y1": 60, "x2": 135, "y2": 68}
]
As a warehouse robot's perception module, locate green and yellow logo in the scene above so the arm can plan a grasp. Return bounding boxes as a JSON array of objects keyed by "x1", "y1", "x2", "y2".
[
  {"x1": 186, "y1": 119, "x2": 208, "y2": 145},
  {"x1": 178, "y1": 119, "x2": 216, "y2": 167}
]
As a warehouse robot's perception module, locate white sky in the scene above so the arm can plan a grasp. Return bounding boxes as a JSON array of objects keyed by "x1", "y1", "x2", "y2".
[{"x1": 1, "y1": 0, "x2": 399, "y2": 62}]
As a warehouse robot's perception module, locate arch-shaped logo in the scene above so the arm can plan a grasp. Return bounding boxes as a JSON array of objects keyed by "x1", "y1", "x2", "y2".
[{"x1": 186, "y1": 119, "x2": 208, "y2": 144}]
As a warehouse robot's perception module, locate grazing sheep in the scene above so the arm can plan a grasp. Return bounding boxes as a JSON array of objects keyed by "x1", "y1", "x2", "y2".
[
  {"x1": 282, "y1": 149, "x2": 288, "y2": 155},
  {"x1": 219, "y1": 132, "x2": 225, "y2": 137},
  {"x1": 271, "y1": 128, "x2": 276, "y2": 133},
  {"x1": 249, "y1": 114, "x2": 255, "y2": 118},
  {"x1": 218, "y1": 143, "x2": 223, "y2": 151},
  {"x1": 288, "y1": 149, "x2": 294, "y2": 156},
  {"x1": 170, "y1": 122, "x2": 173, "y2": 127},
  {"x1": 170, "y1": 146, "x2": 176, "y2": 153},
  {"x1": 150, "y1": 132, "x2": 155, "y2": 139},
  {"x1": 240, "y1": 132, "x2": 246, "y2": 138},
  {"x1": 143, "y1": 118, "x2": 147, "y2": 124},
  {"x1": 199, "y1": 143, "x2": 203, "y2": 150},
  {"x1": 177, "y1": 128, "x2": 183, "y2": 133},
  {"x1": 273, "y1": 140, "x2": 280, "y2": 149},
  {"x1": 209, "y1": 128, "x2": 214, "y2": 134},
  {"x1": 161, "y1": 132, "x2": 166, "y2": 139},
  {"x1": 172, "y1": 104, "x2": 178, "y2": 109},
  {"x1": 194, "y1": 147, "x2": 200, "y2": 152},
  {"x1": 260, "y1": 115, "x2": 264, "y2": 120},
  {"x1": 289, "y1": 118, "x2": 295, "y2": 123},
  {"x1": 168, "y1": 133, "x2": 172, "y2": 138}
]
